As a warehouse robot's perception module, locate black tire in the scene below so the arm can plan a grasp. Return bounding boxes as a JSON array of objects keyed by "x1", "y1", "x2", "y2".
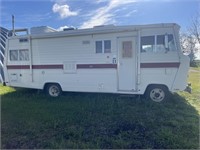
[
  {"x1": 45, "y1": 83, "x2": 62, "y2": 97},
  {"x1": 145, "y1": 85, "x2": 168, "y2": 102}
]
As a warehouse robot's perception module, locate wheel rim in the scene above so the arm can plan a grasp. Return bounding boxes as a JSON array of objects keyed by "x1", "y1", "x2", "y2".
[
  {"x1": 49, "y1": 85, "x2": 60, "y2": 97},
  {"x1": 150, "y1": 88, "x2": 165, "y2": 102}
]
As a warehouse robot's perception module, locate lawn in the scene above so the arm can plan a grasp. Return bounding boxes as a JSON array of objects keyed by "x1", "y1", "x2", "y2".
[{"x1": 0, "y1": 68, "x2": 199, "y2": 149}]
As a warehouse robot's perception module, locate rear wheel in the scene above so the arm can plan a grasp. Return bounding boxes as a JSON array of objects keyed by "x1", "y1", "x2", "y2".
[
  {"x1": 145, "y1": 85, "x2": 168, "y2": 102},
  {"x1": 45, "y1": 83, "x2": 62, "y2": 97}
]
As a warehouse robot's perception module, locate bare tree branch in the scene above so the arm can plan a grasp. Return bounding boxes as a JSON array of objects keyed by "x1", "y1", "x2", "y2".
[{"x1": 189, "y1": 12, "x2": 200, "y2": 44}]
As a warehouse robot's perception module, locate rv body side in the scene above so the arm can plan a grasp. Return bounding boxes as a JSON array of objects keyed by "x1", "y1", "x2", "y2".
[{"x1": 3, "y1": 23, "x2": 190, "y2": 98}]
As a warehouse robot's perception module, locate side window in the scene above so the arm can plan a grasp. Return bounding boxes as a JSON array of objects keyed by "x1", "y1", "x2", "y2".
[
  {"x1": 10, "y1": 49, "x2": 29, "y2": 61},
  {"x1": 141, "y1": 36, "x2": 155, "y2": 53},
  {"x1": 19, "y1": 49, "x2": 29, "y2": 61},
  {"x1": 168, "y1": 34, "x2": 176, "y2": 51},
  {"x1": 96, "y1": 41, "x2": 103, "y2": 53},
  {"x1": 141, "y1": 34, "x2": 176, "y2": 53},
  {"x1": 10, "y1": 50, "x2": 18, "y2": 61},
  {"x1": 156, "y1": 35, "x2": 165, "y2": 52},
  {"x1": 104, "y1": 40, "x2": 111, "y2": 53},
  {"x1": 95, "y1": 40, "x2": 111, "y2": 53}
]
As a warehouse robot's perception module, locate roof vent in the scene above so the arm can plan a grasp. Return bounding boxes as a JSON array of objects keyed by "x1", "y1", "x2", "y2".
[{"x1": 63, "y1": 27, "x2": 76, "y2": 31}]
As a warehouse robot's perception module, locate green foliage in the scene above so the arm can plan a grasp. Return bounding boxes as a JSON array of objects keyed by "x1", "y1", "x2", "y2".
[
  {"x1": 1, "y1": 68, "x2": 199, "y2": 149},
  {"x1": 190, "y1": 60, "x2": 200, "y2": 67},
  {"x1": 194, "y1": 60, "x2": 200, "y2": 67}
]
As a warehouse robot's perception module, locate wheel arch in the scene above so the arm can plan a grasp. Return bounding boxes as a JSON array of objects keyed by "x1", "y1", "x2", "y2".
[
  {"x1": 43, "y1": 82, "x2": 62, "y2": 91},
  {"x1": 145, "y1": 84, "x2": 169, "y2": 93}
]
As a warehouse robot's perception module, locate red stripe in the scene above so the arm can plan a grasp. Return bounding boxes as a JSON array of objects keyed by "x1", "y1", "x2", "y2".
[
  {"x1": 7, "y1": 65, "x2": 63, "y2": 69},
  {"x1": 7, "y1": 64, "x2": 117, "y2": 69},
  {"x1": 7, "y1": 63, "x2": 179, "y2": 70},
  {"x1": 7, "y1": 65, "x2": 30, "y2": 69},
  {"x1": 32, "y1": 65, "x2": 63, "y2": 69},
  {"x1": 140, "y1": 62, "x2": 180, "y2": 68},
  {"x1": 77, "y1": 64, "x2": 117, "y2": 69}
]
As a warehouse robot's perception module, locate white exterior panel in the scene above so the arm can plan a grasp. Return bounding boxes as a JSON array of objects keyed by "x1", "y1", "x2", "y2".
[{"x1": 3, "y1": 23, "x2": 190, "y2": 96}]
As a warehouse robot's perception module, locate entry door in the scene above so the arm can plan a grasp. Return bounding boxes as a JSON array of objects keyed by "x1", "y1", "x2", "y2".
[{"x1": 118, "y1": 37, "x2": 136, "y2": 91}]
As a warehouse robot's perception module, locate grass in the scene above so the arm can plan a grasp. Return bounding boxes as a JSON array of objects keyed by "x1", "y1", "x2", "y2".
[{"x1": 0, "y1": 68, "x2": 199, "y2": 149}]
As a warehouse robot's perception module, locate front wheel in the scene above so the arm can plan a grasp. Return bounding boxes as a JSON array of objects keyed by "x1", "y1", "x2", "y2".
[
  {"x1": 45, "y1": 83, "x2": 62, "y2": 97},
  {"x1": 145, "y1": 85, "x2": 169, "y2": 102}
]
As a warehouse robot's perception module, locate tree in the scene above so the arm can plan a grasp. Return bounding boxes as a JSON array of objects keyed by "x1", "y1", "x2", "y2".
[
  {"x1": 180, "y1": 12, "x2": 200, "y2": 66},
  {"x1": 180, "y1": 33, "x2": 197, "y2": 64},
  {"x1": 189, "y1": 12, "x2": 200, "y2": 45}
]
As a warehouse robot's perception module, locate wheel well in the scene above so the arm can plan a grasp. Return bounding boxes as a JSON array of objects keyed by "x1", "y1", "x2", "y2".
[
  {"x1": 145, "y1": 84, "x2": 169, "y2": 93},
  {"x1": 43, "y1": 82, "x2": 62, "y2": 91}
]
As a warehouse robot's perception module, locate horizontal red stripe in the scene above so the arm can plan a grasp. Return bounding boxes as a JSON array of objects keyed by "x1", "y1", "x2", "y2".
[
  {"x1": 32, "y1": 65, "x2": 63, "y2": 69},
  {"x1": 140, "y1": 62, "x2": 180, "y2": 68},
  {"x1": 77, "y1": 64, "x2": 117, "y2": 69},
  {"x1": 7, "y1": 65, "x2": 63, "y2": 69},
  {"x1": 7, "y1": 63, "x2": 179, "y2": 70},
  {"x1": 7, "y1": 65, "x2": 30, "y2": 69},
  {"x1": 7, "y1": 64, "x2": 117, "y2": 70}
]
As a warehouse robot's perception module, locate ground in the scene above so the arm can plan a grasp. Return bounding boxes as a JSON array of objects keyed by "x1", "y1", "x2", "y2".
[{"x1": 0, "y1": 67, "x2": 199, "y2": 149}]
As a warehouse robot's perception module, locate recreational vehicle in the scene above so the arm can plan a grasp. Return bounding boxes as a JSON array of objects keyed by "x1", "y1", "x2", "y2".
[{"x1": 2, "y1": 23, "x2": 190, "y2": 102}]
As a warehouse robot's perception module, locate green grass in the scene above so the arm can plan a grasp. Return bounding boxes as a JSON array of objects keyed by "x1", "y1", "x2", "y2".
[{"x1": 1, "y1": 68, "x2": 200, "y2": 149}]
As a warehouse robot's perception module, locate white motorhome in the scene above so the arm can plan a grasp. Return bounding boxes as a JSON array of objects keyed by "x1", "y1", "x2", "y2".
[{"x1": 3, "y1": 23, "x2": 190, "y2": 102}]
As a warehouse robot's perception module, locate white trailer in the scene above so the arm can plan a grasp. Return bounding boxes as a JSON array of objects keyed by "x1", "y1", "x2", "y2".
[{"x1": 3, "y1": 23, "x2": 190, "y2": 102}]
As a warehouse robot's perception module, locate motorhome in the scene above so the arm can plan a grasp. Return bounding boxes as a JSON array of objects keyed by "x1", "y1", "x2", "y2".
[{"x1": 2, "y1": 23, "x2": 190, "y2": 102}]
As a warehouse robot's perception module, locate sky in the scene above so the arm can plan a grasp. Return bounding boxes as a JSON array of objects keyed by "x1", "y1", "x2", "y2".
[
  {"x1": 0, "y1": 0, "x2": 200, "y2": 59},
  {"x1": 0, "y1": 0, "x2": 199, "y2": 31}
]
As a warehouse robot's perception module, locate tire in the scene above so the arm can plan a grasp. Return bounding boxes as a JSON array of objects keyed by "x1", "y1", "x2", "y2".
[
  {"x1": 45, "y1": 83, "x2": 62, "y2": 97},
  {"x1": 145, "y1": 85, "x2": 168, "y2": 102}
]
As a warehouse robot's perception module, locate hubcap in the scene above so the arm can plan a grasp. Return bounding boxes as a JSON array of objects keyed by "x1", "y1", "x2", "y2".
[
  {"x1": 49, "y1": 85, "x2": 60, "y2": 97},
  {"x1": 150, "y1": 88, "x2": 165, "y2": 102}
]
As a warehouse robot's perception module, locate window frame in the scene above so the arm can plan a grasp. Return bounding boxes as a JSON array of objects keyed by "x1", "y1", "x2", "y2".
[
  {"x1": 9, "y1": 49, "x2": 29, "y2": 61},
  {"x1": 141, "y1": 34, "x2": 176, "y2": 53},
  {"x1": 10, "y1": 50, "x2": 18, "y2": 61},
  {"x1": 104, "y1": 40, "x2": 111, "y2": 53},
  {"x1": 95, "y1": 40, "x2": 111, "y2": 54},
  {"x1": 155, "y1": 35, "x2": 165, "y2": 53},
  {"x1": 141, "y1": 36, "x2": 155, "y2": 53},
  {"x1": 95, "y1": 41, "x2": 103, "y2": 53},
  {"x1": 19, "y1": 49, "x2": 29, "y2": 61}
]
